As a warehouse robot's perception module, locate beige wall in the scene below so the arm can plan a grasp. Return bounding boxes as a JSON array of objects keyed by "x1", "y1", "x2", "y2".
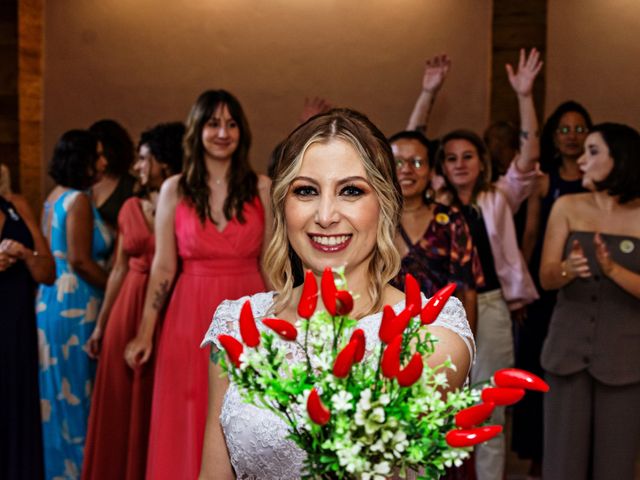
[
  {"x1": 44, "y1": 0, "x2": 492, "y2": 183},
  {"x1": 546, "y1": 0, "x2": 640, "y2": 128}
]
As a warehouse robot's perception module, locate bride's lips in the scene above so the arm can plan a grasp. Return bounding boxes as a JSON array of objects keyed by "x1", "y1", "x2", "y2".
[{"x1": 308, "y1": 234, "x2": 353, "y2": 253}]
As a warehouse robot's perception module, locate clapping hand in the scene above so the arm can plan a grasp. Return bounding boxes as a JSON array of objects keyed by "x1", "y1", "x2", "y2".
[
  {"x1": 563, "y1": 239, "x2": 591, "y2": 279},
  {"x1": 421, "y1": 54, "x2": 451, "y2": 94},
  {"x1": 0, "y1": 238, "x2": 26, "y2": 271},
  {"x1": 594, "y1": 232, "x2": 616, "y2": 277},
  {"x1": 506, "y1": 48, "x2": 543, "y2": 97}
]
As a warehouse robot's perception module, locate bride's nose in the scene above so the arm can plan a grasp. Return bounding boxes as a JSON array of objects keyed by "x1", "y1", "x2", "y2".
[{"x1": 314, "y1": 194, "x2": 340, "y2": 228}]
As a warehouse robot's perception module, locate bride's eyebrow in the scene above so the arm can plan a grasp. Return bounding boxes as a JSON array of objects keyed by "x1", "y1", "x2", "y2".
[{"x1": 290, "y1": 175, "x2": 371, "y2": 187}]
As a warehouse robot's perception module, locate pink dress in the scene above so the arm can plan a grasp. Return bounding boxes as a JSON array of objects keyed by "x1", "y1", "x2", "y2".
[
  {"x1": 146, "y1": 196, "x2": 266, "y2": 480},
  {"x1": 83, "y1": 197, "x2": 155, "y2": 480}
]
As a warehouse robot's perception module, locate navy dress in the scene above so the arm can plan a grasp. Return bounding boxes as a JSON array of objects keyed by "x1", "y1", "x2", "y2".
[{"x1": 0, "y1": 196, "x2": 44, "y2": 479}]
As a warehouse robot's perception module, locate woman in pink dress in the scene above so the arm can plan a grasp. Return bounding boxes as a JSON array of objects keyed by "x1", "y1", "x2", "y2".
[
  {"x1": 125, "y1": 90, "x2": 272, "y2": 480},
  {"x1": 82, "y1": 122, "x2": 184, "y2": 480}
]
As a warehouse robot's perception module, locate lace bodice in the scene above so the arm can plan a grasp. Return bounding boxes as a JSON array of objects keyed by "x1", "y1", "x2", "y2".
[{"x1": 201, "y1": 291, "x2": 474, "y2": 479}]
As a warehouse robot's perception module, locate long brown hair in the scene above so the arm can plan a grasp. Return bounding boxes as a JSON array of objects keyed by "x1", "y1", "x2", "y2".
[{"x1": 179, "y1": 90, "x2": 257, "y2": 224}]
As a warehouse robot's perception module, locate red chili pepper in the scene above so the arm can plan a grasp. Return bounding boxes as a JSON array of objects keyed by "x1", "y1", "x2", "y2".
[
  {"x1": 262, "y1": 318, "x2": 298, "y2": 341},
  {"x1": 335, "y1": 290, "x2": 354, "y2": 315},
  {"x1": 381, "y1": 334, "x2": 403, "y2": 378},
  {"x1": 307, "y1": 388, "x2": 331, "y2": 425},
  {"x1": 404, "y1": 273, "x2": 422, "y2": 317},
  {"x1": 350, "y1": 329, "x2": 366, "y2": 363},
  {"x1": 239, "y1": 300, "x2": 260, "y2": 347},
  {"x1": 378, "y1": 306, "x2": 412, "y2": 344},
  {"x1": 297, "y1": 270, "x2": 318, "y2": 319},
  {"x1": 445, "y1": 425, "x2": 503, "y2": 447},
  {"x1": 333, "y1": 341, "x2": 357, "y2": 378},
  {"x1": 454, "y1": 402, "x2": 496, "y2": 429},
  {"x1": 396, "y1": 352, "x2": 423, "y2": 387},
  {"x1": 217, "y1": 334, "x2": 244, "y2": 368},
  {"x1": 421, "y1": 283, "x2": 456, "y2": 325},
  {"x1": 321, "y1": 267, "x2": 337, "y2": 316},
  {"x1": 481, "y1": 386, "x2": 525, "y2": 406},
  {"x1": 493, "y1": 368, "x2": 549, "y2": 392}
]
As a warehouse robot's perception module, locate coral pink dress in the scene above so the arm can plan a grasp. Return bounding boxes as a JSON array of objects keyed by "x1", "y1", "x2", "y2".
[
  {"x1": 146, "y1": 196, "x2": 266, "y2": 480},
  {"x1": 82, "y1": 197, "x2": 155, "y2": 480}
]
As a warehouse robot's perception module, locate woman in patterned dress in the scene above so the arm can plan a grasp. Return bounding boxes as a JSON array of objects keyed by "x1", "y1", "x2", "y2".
[{"x1": 37, "y1": 130, "x2": 114, "y2": 479}]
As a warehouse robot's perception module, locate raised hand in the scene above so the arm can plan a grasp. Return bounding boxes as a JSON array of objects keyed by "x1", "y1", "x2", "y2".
[
  {"x1": 300, "y1": 97, "x2": 332, "y2": 124},
  {"x1": 421, "y1": 54, "x2": 451, "y2": 93},
  {"x1": 506, "y1": 48, "x2": 543, "y2": 97},
  {"x1": 594, "y1": 232, "x2": 616, "y2": 276},
  {"x1": 563, "y1": 239, "x2": 591, "y2": 279}
]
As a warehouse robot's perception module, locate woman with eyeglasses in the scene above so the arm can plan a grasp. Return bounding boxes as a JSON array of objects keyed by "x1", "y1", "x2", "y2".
[
  {"x1": 511, "y1": 100, "x2": 593, "y2": 477},
  {"x1": 388, "y1": 130, "x2": 483, "y2": 335}
]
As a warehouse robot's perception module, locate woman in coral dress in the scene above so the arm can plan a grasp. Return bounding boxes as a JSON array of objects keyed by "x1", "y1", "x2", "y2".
[
  {"x1": 82, "y1": 122, "x2": 184, "y2": 480},
  {"x1": 125, "y1": 90, "x2": 272, "y2": 479}
]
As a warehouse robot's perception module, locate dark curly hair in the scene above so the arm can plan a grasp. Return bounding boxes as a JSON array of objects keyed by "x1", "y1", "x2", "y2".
[
  {"x1": 89, "y1": 119, "x2": 135, "y2": 176},
  {"x1": 48, "y1": 130, "x2": 99, "y2": 190},
  {"x1": 540, "y1": 101, "x2": 593, "y2": 173},
  {"x1": 179, "y1": 90, "x2": 257, "y2": 224},
  {"x1": 139, "y1": 122, "x2": 185, "y2": 176},
  {"x1": 590, "y1": 123, "x2": 640, "y2": 204}
]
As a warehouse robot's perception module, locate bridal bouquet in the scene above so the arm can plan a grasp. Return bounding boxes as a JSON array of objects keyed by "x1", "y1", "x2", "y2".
[{"x1": 217, "y1": 268, "x2": 548, "y2": 479}]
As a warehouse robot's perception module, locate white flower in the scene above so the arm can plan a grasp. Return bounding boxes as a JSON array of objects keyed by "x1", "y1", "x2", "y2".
[
  {"x1": 331, "y1": 391, "x2": 353, "y2": 412},
  {"x1": 434, "y1": 372, "x2": 449, "y2": 386},
  {"x1": 378, "y1": 393, "x2": 390, "y2": 406},
  {"x1": 358, "y1": 389, "x2": 372, "y2": 411},
  {"x1": 373, "y1": 461, "x2": 391, "y2": 475}
]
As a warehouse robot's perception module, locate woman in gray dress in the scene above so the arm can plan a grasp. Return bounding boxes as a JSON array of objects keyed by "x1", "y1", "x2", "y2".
[{"x1": 539, "y1": 122, "x2": 640, "y2": 480}]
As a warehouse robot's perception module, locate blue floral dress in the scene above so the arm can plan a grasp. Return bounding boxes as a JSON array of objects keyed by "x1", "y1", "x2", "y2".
[{"x1": 37, "y1": 189, "x2": 113, "y2": 479}]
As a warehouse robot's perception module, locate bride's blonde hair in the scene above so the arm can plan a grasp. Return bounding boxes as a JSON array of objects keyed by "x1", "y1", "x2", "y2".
[{"x1": 265, "y1": 108, "x2": 403, "y2": 315}]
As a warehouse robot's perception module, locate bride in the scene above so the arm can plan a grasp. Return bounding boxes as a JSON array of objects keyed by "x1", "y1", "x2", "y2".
[{"x1": 199, "y1": 109, "x2": 474, "y2": 479}]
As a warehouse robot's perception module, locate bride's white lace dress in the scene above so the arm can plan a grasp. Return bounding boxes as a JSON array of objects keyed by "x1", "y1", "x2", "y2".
[{"x1": 201, "y1": 291, "x2": 474, "y2": 480}]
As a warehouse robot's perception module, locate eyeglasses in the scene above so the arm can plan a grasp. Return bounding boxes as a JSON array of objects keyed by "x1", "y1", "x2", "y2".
[
  {"x1": 556, "y1": 125, "x2": 588, "y2": 135},
  {"x1": 395, "y1": 157, "x2": 426, "y2": 169}
]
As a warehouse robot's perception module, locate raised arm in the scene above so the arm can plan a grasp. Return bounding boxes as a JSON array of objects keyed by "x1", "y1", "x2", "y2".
[
  {"x1": 66, "y1": 192, "x2": 108, "y2": 289},
  {"x1": 506, "y1": 48, "x2": 543, "y2": 173},
  {"x1": 406, "y1": 54, "x2": 451, "y2": 132},
  {"x1": 125, "y1": 176, "x2": 180, "y2": 368},
  {"x1": 299, "y1": 97, "x2": 332, "y2": 124},
  {"x1": 87, "y1": 233, "x2": 130, "y2": 358}
]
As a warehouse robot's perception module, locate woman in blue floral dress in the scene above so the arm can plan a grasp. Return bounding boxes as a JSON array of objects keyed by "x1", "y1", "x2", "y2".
[{"x1": 37, "y1": 130, "x2": 114, "y2": 479}]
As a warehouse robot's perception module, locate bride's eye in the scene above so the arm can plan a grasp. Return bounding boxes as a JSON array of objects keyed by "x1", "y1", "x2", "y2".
[
  {"x1": 340, "y1": 184, "x2": 365, "y2": 197},
  {"x1": 292, "y1": 185, "x2": 317, "y2": 197}
]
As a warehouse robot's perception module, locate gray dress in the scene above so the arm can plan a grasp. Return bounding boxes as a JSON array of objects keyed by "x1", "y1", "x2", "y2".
[{"x1": 541, "y1": 231, "x2": 640, "y2": 480}]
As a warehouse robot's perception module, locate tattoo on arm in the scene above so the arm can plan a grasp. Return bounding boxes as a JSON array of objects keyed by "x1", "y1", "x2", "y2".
[
  {"x1": 210, "y1": 347, "x2": 222, "y2": 365},
  {"x1": 152, "y1": 279, "x2": 170, "y2": 310}
]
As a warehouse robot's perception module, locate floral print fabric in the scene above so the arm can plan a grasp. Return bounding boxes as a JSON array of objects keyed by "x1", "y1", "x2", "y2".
[{"x1": 37, "y1": 190, "x2": 113, "y2": 479}]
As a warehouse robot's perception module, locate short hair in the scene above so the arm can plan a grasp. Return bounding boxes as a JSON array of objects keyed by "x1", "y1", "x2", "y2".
[
  {"x1": 266, "y1": 108, "x2": 403, "y2": 315},
  {"x1": 388, "y1": 130, "x2": 435, "y2": 167},
  {"x1": 540, "y1": 101, "x2": 593, "y2": 173},
  {"x1": 48, "y1": 130, "x2": 99, "y2": 189},
  {"x1": 591, "y1": 122, "x2": 640, "y2": 204},
  {"x1": 89, "y1": 119, "x2": 135, "y2": 176},
  {"x1": 436, "y1": 129, "x2": 493, "y2": 204},
  {"x1": 139, "y1": 122, "x2": 185, "y2": 176}
]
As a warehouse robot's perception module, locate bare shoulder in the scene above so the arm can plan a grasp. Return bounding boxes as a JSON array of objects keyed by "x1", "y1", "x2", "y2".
[
  {"x1": 160, "y1": 174, "x2": 181, "y2": 197},
  {"x1": 5, "y1": 194, "x2": 34, "y2": 219}
]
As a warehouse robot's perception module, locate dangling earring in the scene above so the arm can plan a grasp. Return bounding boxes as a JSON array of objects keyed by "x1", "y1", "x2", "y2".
[{"x1": 424, "y1": 187, "x2": 435, "y2": 203}]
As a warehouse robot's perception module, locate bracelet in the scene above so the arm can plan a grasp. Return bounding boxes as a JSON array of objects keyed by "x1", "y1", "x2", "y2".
[{"x1": 560, "y1": 260, "x2": 568, "y2": 278}]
